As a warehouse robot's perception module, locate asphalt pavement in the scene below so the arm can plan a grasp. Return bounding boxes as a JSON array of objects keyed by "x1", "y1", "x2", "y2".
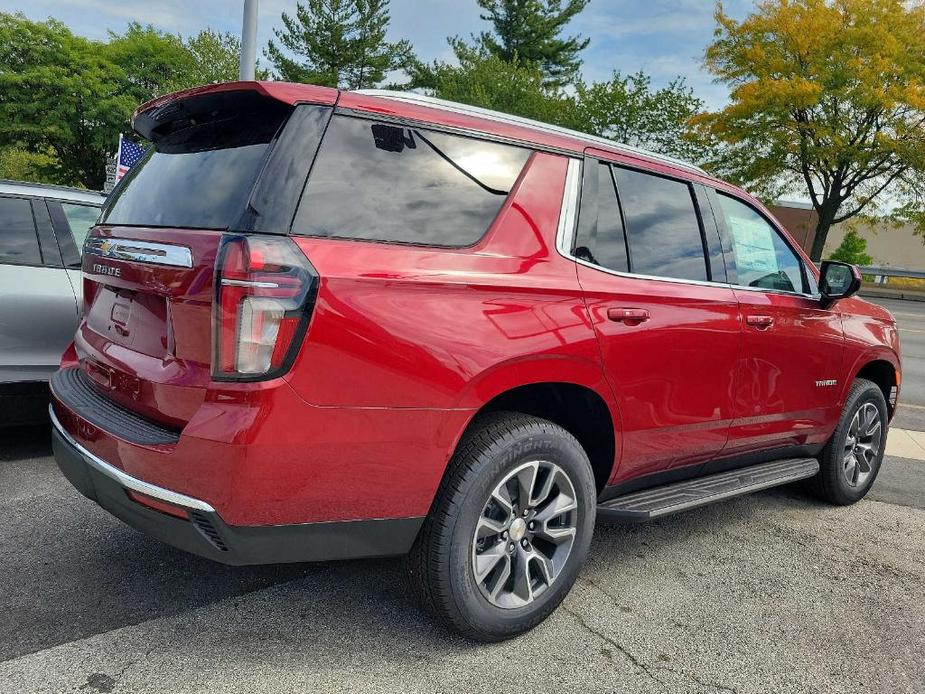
[{"x1": 0, "y1": 297, "x2": 923, "y2": 693}]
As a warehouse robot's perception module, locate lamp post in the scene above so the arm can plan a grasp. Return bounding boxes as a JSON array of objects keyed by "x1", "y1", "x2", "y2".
[{"x1": 239, "y1": 0, "x2": 258, "y2": 80}]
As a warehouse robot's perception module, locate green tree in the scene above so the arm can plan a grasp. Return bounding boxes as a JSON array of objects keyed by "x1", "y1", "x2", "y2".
[
  {"x1": 0, "y1": 13, "x2": 135, "y2": 188},
  {"x1": 410, "y1": 41, "x2": 577, "y2": 126},
  {"x1": 182, "y1": 30, "x2": 259, "y2": 87},
  {"x1": 693, "y1": 0, "x2": 925, "y2": 261},
  {"x1": 828, "y1": 229, "x2": 873, "y2": 266},
  {"x1": 105, "y1": 23, "x2": 195, "y2": 101},
  {"x1": 574, "y1": 71, "x2": 704, "y2": 161},
  {"x1": 0, "y1": 147, "x2": 57, "y2": 183},
  {"x1": 470, "y1": 0, "x2": 590, "y2": 87},
  {"x1": 266, "y1": 0, "x2": 413, "y2": 88}
]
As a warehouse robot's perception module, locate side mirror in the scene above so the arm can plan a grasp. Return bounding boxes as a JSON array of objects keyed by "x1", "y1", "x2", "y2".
[{"x1": 820, "y1": 261, "x2": 862, "y2": 303}]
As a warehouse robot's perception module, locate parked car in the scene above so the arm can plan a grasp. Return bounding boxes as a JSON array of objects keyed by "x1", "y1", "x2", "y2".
[
  {"x1": 48, "y1": 83, "x2": 901, "y2": 641},
  {"x1": 0, "y1": 180, "x2": 103, "y2": 426}
]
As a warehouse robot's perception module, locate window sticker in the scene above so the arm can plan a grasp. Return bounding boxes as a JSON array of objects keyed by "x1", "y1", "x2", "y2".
[{"x1": 728, "y1": 215, "x2": 778, "y2": 275}]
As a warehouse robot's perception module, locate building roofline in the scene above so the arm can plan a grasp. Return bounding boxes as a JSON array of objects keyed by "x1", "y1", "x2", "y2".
[
  {"x1": 772, "y1": 199, "x2": 814, "y2": 211},
  {"x1": 355, "y1": 89, "x2": 708, "y2": 176}
]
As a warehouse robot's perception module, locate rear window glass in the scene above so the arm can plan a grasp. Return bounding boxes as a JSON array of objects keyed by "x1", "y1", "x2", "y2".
[
  {"x1": 0, "y1": 196, "x2": 41, "y2": 266},
  {"x1": 101, "y1": 145, "x2": 270, "y2": 229},
  {"x1": 293, "y1": 116, "x2": 531, "y2": 246},
  {"x1": 101, "y1": 92, "x2": 292, "y2": 230}
]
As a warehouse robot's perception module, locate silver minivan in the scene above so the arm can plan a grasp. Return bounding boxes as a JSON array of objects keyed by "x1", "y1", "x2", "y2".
[{"x1": 0, "y1": 180, "x2": 104, "y2": 426}]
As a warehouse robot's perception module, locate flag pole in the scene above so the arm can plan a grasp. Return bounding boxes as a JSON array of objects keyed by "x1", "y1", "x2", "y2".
[{"x1": 239, "y1": 0, "x2": 258, "y2": 81}]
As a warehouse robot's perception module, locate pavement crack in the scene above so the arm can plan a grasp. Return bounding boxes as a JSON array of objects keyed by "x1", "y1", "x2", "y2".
[
  {"x1": 578, "y1": 576, "x2": 636, "y2": 613},
  {"x1": 573, "y1": 579, "x2": 740, "y2": 694},
  {"x1": 561, "y1": 605, "x2": 668, "y2": 692}
]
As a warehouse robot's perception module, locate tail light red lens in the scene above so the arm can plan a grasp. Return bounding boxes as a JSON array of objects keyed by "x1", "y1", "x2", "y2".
[{"x1": 213, "y1": 234, "x2": 318, "y2": 381}]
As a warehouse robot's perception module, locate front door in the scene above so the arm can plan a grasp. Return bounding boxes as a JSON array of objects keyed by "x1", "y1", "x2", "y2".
[{"x1": 712, "y1": 192, "x2": 844, "y2": 455}]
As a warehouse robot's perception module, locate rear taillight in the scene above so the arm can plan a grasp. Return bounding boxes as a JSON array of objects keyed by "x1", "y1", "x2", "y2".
[{"x1": 213, "y1": 234, "x2": 318, "y2": 381}]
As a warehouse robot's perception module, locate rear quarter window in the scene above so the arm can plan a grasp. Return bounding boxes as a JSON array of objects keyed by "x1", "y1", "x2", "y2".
[{"x1": 292, "y1": 116, "x2": 531, "y2": 247}]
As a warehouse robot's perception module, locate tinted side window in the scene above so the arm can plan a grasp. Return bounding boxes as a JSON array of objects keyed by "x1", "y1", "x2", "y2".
[
  {"x1": 718, "y1": 194, "x2": 805, "y2": 293},
  {"x1": 0, "y1": 197, "x2": 41, "y2": 265},
  {"x1": 574, "y1": 162, "x2": 628, "y2": 272},
  {"x1": 61, "y1": 203, "x2": 100, "y2": 252},
  {"x1": 293, "y1": 116, "x2": 531, "y2": 246},
  {"x1": 613, "y1": 168, "x2": 708, "y2": 282}
]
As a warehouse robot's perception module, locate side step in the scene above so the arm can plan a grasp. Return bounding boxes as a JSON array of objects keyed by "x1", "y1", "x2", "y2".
[{"x1": 597, "y1": 458, "x2": 820, "y2": 521}]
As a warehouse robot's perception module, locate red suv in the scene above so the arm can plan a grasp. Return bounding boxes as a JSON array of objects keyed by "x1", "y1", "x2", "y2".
[{"x1": 50, "y1": 82, "x2": 901, "y2": 641}]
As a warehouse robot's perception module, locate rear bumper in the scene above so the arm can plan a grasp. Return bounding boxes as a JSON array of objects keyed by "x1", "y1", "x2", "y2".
[{"x1": 51, "y1": 406, "x2": 423, "y2": 566}]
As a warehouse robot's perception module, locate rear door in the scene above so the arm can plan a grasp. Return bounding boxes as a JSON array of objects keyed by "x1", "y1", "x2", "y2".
[
  {"x1": 571, "y1": 156, "x2": 742, "y2": 482},
  {"x1": 711, "y1": 191, "x2": 844, "y2": 454},
  {"x1": 0, "y1": 195, "x2": 78, "y2": 383}
]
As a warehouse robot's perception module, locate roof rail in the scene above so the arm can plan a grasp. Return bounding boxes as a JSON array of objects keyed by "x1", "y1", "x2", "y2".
[
  {"x1": 354, "y1": 89, "x2": 708, "y2": 176},
  {"x1": 0, "y1": 179, "x2": 106, "y2": 204}
]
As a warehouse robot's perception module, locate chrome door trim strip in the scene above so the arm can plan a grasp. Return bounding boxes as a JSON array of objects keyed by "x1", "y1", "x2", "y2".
[
  {"x1": 85, "y1": 237, "x2": 193, "y2": 268},
  {"x1": 49, "y1": 405, "x2": 216, "y2": 513},
  {"x1": 555, "y1": 158, "x2": 582, "y2": 259}
]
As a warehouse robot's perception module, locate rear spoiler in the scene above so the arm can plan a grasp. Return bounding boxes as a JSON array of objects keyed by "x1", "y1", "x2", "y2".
[{"x1": 132, "y1": 81, "x2": 339, "y2": 142}]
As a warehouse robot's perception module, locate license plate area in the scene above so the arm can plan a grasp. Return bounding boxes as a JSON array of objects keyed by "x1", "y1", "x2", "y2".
[{"x1": 85, "y1": 286, "x2": 169, "y2": 358}]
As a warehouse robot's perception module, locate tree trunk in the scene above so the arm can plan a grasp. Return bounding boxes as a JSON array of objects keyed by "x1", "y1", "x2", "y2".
[{"x1": 810, "y1": 204, "x2": 839, "y2": 263}]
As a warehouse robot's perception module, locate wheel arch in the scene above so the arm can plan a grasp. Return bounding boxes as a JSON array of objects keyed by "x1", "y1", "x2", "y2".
[
  {"x1": 839, "y1": 344, "x2": 900, "y2": 420},
  {"x1": 450, "y1": 379, "x2": 618, "y2": 494},
  {"x1": 854, "y1": 357, "x2": 899, "y2": 417}
]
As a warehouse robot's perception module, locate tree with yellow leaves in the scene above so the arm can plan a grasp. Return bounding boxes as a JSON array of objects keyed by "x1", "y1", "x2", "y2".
[{"x1": 693, "y1": 0, "x2": 925, "y2": 261}]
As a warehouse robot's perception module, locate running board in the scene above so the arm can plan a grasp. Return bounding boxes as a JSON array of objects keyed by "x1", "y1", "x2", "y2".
[{"x1": 597, "y1": 458, "x2": 820, "y2": 521}]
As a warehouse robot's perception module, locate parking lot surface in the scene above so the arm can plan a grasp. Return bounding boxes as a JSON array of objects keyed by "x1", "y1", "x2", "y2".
[{"x1": 1, "y1": 297, "x2": 923, "y2": 694}]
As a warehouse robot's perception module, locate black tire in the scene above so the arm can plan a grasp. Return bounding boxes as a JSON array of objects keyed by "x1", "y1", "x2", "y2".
[
  {"x1": 407, "y1": 412, "x2": 596, "y2": 642},
  {"x1": 814, "y1": 378, "x2": 889, "y2": 505}
]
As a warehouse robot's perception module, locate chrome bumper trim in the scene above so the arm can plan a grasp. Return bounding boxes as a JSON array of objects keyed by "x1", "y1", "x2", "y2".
[{"x1": 49, "y1": 405, "x2": 215, "y2": 513}]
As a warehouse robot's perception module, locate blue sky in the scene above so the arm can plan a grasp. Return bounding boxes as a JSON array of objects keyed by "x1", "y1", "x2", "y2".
[{"x1": 0, "y1": 0, "x2": 753, "y2": 108}]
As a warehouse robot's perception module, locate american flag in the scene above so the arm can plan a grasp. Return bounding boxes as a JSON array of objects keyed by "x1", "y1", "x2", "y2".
[{"x1": 116, "y1": 136, "x2": 147, "y2": 182}]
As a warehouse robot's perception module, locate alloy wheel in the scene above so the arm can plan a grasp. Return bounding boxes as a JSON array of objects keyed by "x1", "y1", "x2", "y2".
[
  {"x1": 471, "y1": 460, "x2": 578, "y2": 609},
  {"x1": 842, "y1": 402, "x2": 882, "y2": 488}
]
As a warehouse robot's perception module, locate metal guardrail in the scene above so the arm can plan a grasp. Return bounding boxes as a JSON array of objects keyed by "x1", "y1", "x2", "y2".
[{"x1": 860, "y1": 266, "x2": 925, "y2": 284}]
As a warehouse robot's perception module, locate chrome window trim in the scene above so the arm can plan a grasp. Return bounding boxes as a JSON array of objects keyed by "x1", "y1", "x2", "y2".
[
  {"x1": 84, "y1": 237, "x2": 193, "y2": 268},
  {"x1": 49, "y1": 406, "x2": 216, "y2": 513},
  {"x1": 556, "y1": 158, "x2": 582, "y2": 258},
  {"x1": 554, "y1": 159, "x2": 821, "y2": 298}
]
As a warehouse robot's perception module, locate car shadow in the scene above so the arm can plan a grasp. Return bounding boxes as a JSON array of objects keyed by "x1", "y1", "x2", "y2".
[
  {"x1": 0, "y1": 426, "x2": 815, "y2": 661},
  {"x1": 0, "y1": 423, "x2": 832, "y2": 664}
]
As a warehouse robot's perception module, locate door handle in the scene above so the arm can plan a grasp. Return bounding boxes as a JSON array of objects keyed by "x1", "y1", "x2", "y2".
[
  {"x1": 746, "y1": 314, "x2": 774, "y2": 329},
  {"x1": 607, "y1": 307, "x2": 650, "y2": 325}
]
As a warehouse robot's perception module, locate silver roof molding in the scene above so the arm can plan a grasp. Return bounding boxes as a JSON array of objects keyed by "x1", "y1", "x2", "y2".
[
  {"x1": 355, "y1": 90, "x2": 708, "y2": 176},
  {"x1": 0, "y1": 179, "x2": 105, "y2": 205}
]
